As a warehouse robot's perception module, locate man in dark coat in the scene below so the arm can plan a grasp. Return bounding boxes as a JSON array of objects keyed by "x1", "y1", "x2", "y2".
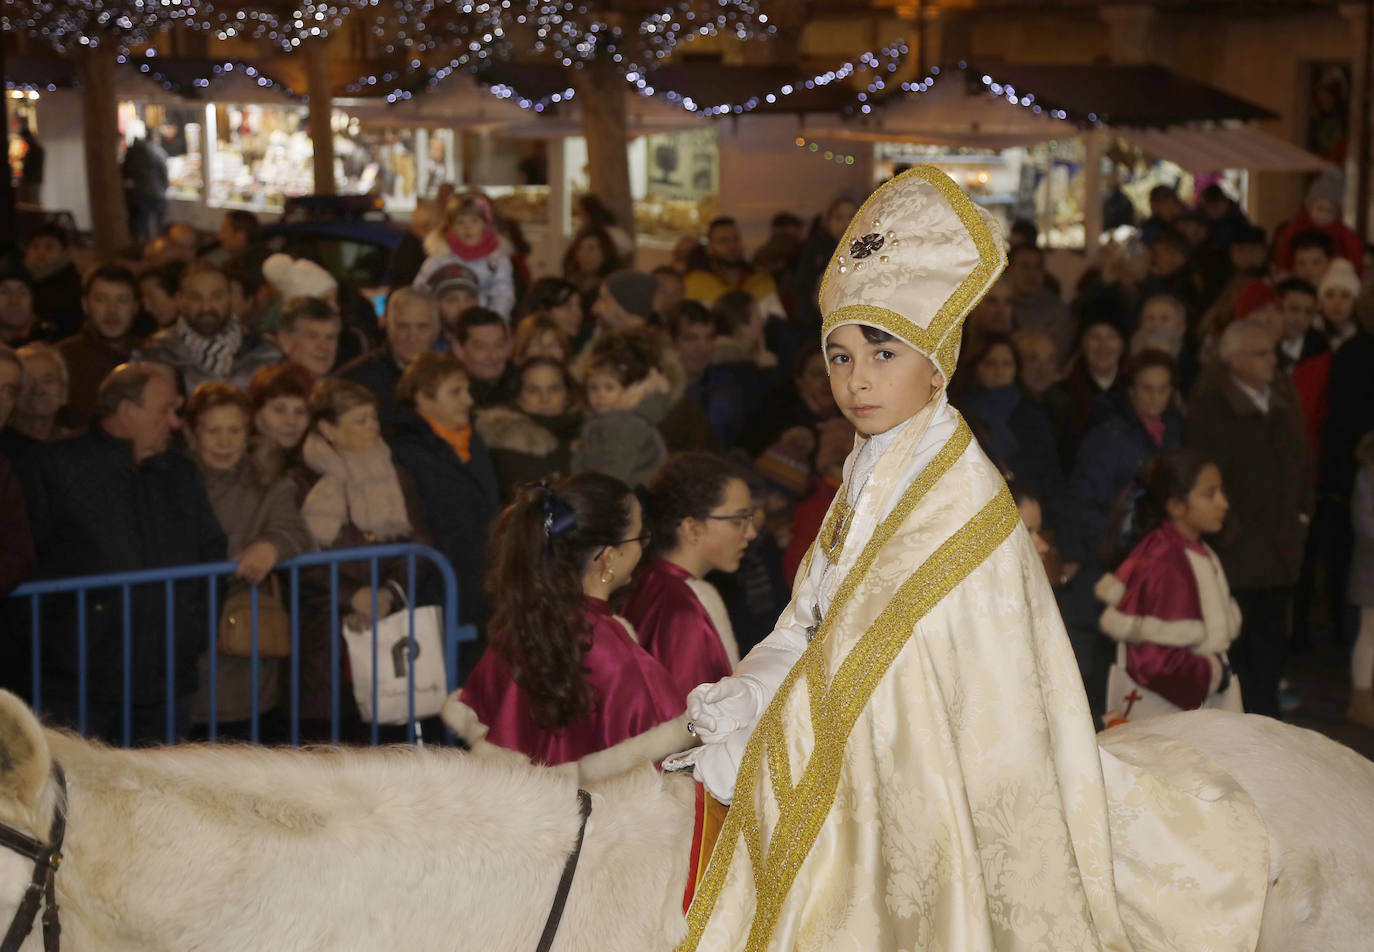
[
  {"x1": 0, "y1": 344, "x2": 36, "y2": 697},
  {"x1": 56, "y1": 265, "x2": 142, "y2": 427},
  {"x1": 22, "y1": 224, "x2": 84, "y2": 338},
  {"x1": 338, "y1": 287, "x2": 440, "y2": 423},
  {"x1": 23, "y1": 362, "x2": 226, "y2": 743},
  {"x1": 1185, "y1": 320, "x2": 1313, "y2": 718}
]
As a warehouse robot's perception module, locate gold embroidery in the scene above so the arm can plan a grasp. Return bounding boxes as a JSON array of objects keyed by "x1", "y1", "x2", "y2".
[
  {"x1": 746, "y1": 486, "x2": 1020, "y2": 951},
  {"x1": 818, "y1": 492, "x2": 854, "y2": 564},
  {"x1": 816, "y1": 166, "x2": 1006, "y2": 380},
  {"x1": 678, "y1": 421, "x2": 977, "y2": 950}
]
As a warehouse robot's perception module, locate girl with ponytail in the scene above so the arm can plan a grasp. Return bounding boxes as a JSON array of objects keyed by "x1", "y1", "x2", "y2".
[
  {"x1": 447, "y1": 473, "x2": 690, "y2": 778},
  {"x1": 1095, "y1": 448, "x2": 1244, "y2": 722}
]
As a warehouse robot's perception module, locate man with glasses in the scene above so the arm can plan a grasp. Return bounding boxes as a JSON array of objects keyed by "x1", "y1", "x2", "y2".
[{"x1": 1185, "y1": 319, "x2": 1313, "y2": 718}]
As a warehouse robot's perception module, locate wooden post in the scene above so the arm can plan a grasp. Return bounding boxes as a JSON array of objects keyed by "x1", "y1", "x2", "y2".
[
  {"x1": 572, "y1": 55, "x2": 635, "y2": 240},
  {"x1": 1082, "y1": 126, "x2": 1106, "y2": 260},
  {"x1": 546, "y1": 137, "x2": 569, "y2": 277},
  {"x1": 305, "y1": 43, "x2": 336, "y2": 195},
  {"x1": 0, "y1": 41, "x2": 16, "y2": 257},
  {"x1": 78, "y1": 48, "x2": 131, "y2": 256}
]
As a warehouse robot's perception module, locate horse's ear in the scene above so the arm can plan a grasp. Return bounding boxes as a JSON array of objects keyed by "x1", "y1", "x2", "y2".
[{"x1": 0, "y1": 690, "x2": 52, "y2": 812}]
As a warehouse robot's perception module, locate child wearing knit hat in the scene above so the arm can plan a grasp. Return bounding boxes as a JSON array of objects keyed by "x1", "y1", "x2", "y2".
[{"x1": 1318, "y1": 257, "x2": 1361, "y2": 349}]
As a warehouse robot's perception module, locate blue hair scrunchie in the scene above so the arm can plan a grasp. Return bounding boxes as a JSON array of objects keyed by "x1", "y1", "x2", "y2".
[{"x1": 536, "y1": 485, "x2": 578, "y2": 555}]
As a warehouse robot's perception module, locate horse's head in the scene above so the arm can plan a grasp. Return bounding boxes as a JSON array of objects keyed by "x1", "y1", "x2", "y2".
[{"x1": 0, "y1": 690, "x2": 56, "y2": 938}]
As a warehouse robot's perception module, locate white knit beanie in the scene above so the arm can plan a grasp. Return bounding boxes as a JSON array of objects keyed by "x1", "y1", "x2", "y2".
[
  {"x1": 1319, "y1": 257, "x2": 1360, "y2": 298},
  {"x1": 262, "y1": 253, "x2": 338, "y2": 300}
]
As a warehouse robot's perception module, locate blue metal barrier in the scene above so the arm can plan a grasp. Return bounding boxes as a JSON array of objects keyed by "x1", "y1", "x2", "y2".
[{"x1": 7, "y1": 544, "x2": 476, "y2": 748}]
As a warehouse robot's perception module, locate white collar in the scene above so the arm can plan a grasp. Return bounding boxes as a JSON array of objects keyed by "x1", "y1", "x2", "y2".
[{"x1": 1231, "y1": 375, "x2": 1270, "y2": 413}]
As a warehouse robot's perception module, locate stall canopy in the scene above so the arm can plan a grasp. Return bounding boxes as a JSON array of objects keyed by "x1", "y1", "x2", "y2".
[
  {"x1": 1113, "y1": 125, "x2": 1329, "y2": 173},
  {"x1": 807, "y1": 61, "x2": 1324, "y2": 173},
  {"x1": 960, "y1": 62, "x2": 1277, "y2": 128}
]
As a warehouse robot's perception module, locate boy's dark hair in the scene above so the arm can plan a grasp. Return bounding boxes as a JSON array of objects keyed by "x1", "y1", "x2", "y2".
[
  {"x1": 711, "y1": 290, "x2": 756, "y2": 337},
  {"x1": 138, "y1": 261, "x2": 185, "y2": 297},
  {"x1": 860, "y1": 325, "x2": 895, "y2": 345},
  {"x1": 1146, "y1": 229, "x2": 1190, "y2": 255},
  {"x1": 586, "y1": 328, "x2": 660, "y2": 387},
  {"x1": 26, "y1": 222, "x2": 70, "y2": 249},
  {"x1": 1275, "y1": 277, "x2": 1318, "y2": 300},
  {"x1": 83, "y1": 264, "x2": 138, "y2": 297},
  {"x1": 222, "y1": 210, "x2": 262, "y2": 244},
  {"x1": 1123, "y1": 349, "x2": 1178, "y2": 389},
  {"x1": 280, "y1": 296, "x2": 341, "y2": 334},
  {"x1": 1291, "y1": 229, "x2": 1334, "y2": 257},
  {"x1": 707, "y1": 216, "x2": 738, "y2": 234},
  {"x1": 669, "y1": 299, "x2": 714, "y2": 340},
  {"x1": 455, "y1": 306, "x2": 508, "y2": 345},
  {"x1": 1148, "y1": 184, "x2": 1178, "y2": 203}
]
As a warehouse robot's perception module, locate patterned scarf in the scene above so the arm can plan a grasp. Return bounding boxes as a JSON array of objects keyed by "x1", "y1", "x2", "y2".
[{"x1": 174, "y1": 314, "x2": 243, "y2": 380}]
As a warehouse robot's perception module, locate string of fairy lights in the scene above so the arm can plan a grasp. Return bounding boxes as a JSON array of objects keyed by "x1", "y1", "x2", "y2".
[{"x1": 1, "y1": 0, "x2": 774, "y2": 65}]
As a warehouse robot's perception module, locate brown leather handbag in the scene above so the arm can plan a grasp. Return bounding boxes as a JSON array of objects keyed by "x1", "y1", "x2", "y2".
[{"x1": 218, "y1": 579, "x2": 292, "y2": 658}]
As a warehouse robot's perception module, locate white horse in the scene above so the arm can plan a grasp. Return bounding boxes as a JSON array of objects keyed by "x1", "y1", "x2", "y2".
[{"x1": 1, "y1": 690, "x2": 1373, "y2": 951}]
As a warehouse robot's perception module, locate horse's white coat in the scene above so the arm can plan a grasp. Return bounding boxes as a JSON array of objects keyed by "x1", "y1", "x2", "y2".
[
  {"x1": 0, "y1": 691, "x2": 693, "y2": 952},
  {"x1": 1, "y1": 693, "x2": 1372, "y2": 951}
]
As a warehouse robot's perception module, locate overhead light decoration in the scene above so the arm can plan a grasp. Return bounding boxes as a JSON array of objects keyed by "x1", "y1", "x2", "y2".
[{"x1": 896, "y1": 62, "x2": 1102, "y2": 126}]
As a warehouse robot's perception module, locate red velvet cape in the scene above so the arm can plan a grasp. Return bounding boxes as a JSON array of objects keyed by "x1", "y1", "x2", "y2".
[
  {"x1": 458, "y1": 597, "x2": 684, "y2": 766},
  {"x1": 621, "y1": 558, "x2": 733, "y2": 701},
  {"x1": 1109, "y1": 525, "x2": 1216, "y2": 710}
]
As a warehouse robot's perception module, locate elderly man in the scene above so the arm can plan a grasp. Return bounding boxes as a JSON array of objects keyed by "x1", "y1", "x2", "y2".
[
  {"x1": 23, "y1": 362, "x2": 226, "y2": 743},
  {"x1": 338, "y1": 286, "x2": 439, "y2": 419},
  {"x1": 138, "y1": 261, "x2": 281, "y2": 391},
  {"x1": 1185, "y1": 319, "x2": 1313, "y2": 718}
]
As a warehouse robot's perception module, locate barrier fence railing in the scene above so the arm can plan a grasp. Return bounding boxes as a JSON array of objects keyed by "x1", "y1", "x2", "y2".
[{"x1": 7, "y1": 544, "x2": 476, "y2": 748}]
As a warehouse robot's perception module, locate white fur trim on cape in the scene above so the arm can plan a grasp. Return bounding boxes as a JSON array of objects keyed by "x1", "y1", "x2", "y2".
[
  {"x1": 577, "y1": 714, "x2": 696, "y2": 784},
  {"x1": 685, "y1": 577, "x2": 740, "y2": 667},
  {"x1": 441, "y1": 694, "x2": 492, "y2": 748},
  {"x1": 1095, "y1": 546, "x2": 1241, "y2": 654}
]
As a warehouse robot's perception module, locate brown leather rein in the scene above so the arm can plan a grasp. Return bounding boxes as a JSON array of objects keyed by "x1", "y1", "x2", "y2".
[{"x1": 0, "y1": 764, "x2": 66, "y2": 952}]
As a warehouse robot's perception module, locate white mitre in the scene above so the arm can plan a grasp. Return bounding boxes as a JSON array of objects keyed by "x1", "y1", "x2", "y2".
[{"x1": 817, "y1": 165, "x2": 1007, "y2": 381}]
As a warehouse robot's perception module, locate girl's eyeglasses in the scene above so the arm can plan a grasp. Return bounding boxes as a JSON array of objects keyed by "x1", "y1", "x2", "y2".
[{"x1": 704, "y1": 513, "x2": 755, "y2": 530}]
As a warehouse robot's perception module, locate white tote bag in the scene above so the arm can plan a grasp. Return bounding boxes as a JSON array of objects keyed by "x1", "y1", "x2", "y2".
[
  {"x1": 1105, "y1": 642, "x2": 1243, "y2": 723},
  {"x1": 342, "y1": 588, "x2": 447, "y2": 725}
]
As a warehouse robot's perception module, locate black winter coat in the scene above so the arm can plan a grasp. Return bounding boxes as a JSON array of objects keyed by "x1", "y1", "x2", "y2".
[
  {"x1": 388, "y1": 410, "x2": 501, "y2": 628},
  {"x1": 1185, "y1": 376, "x2": 1313, "y2": 589},
  {"x1": 23, "y1": 426, "x2": 226, "y2": 703}
]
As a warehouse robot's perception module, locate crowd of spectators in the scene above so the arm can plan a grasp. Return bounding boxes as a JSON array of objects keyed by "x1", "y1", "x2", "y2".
[{"x1": 2, "y1": 170, "x2": 1374, "y2": 748}]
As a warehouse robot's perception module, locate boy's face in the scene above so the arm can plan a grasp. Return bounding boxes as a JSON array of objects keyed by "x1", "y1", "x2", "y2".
[
  {"x1": 824, "y1": 324, "x2": 940, "y2": 437},
  {"x1": 1280, "y1": 290, "x2": 1318, "y2": 339},
  {"x1": 585, "y1": 368, "x2": 627, "y2": 413},
  {"x1": 457, "y1": 323, "x2": 511, "y2": 383},
  {"x1": 1293, "y1": 248, "x2": 1330, "y2": 288},
  {"x1": 439, "y1": 287, "x2": 479, "y2": 330}
]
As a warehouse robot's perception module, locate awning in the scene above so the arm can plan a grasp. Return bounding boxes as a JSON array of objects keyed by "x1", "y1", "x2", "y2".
[{"x1": 1113, "y1": 124, "x2": 1330, "y2": 173}]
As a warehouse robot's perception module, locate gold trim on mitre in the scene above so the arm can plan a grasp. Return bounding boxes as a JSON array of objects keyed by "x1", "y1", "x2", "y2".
[{"x1": 818, "y1": 165, "x2": 1007, "y2": 381}]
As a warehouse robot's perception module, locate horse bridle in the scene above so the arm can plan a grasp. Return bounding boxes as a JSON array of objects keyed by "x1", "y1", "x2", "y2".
[
  {"x1": 0, "y1": 764, "x2": 66, "y2": 952},
  {"x1": 533, "y1": 788, "x2": 591, "y2": 952}
]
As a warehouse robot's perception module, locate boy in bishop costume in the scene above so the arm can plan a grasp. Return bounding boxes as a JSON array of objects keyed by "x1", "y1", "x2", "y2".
[{"x1": 668, "y1": 167, "x2": 1270, "y2": 951}]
